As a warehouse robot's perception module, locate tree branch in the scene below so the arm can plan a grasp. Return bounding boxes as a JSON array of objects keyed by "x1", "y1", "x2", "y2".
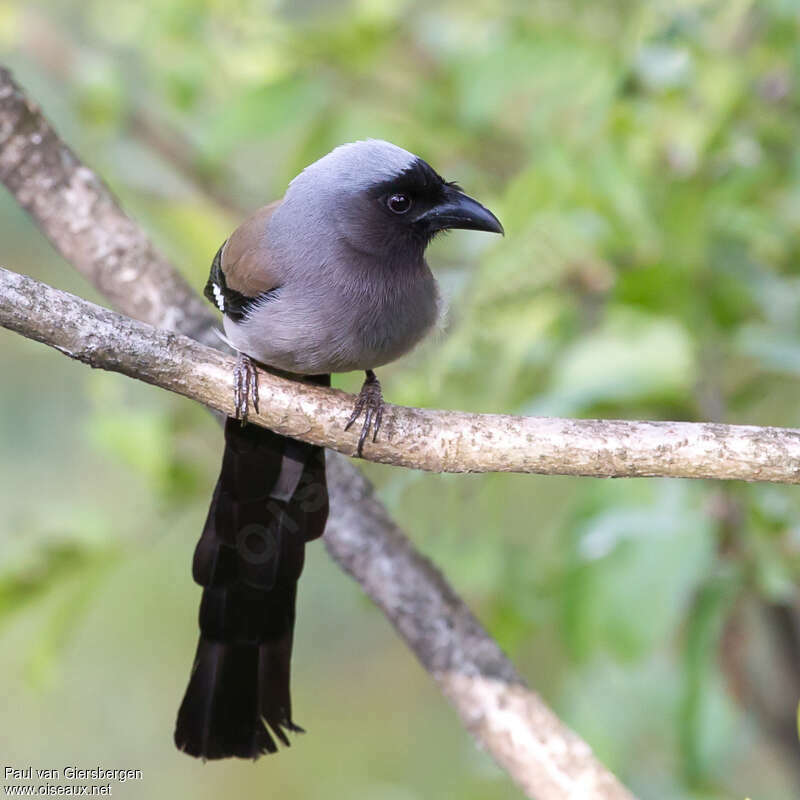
[
  {"x1": 0, "y1": 64, "x2": 636, "y2": 800},
  {"x1": 4, "y1": 266, "x2": 800, "y2": 484},
  {"x1": 0, "y1": 67, "x2": 217, "y2": 348}
]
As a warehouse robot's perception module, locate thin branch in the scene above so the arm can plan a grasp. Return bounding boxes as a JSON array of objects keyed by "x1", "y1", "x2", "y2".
[
  {"x1": 324, "y1": 463, "x2": 632, "y2": 800},
  {"x1": 0, "y1": 64, "x2": 635, "y2": 800},
  {"x1": 3, "y1": 267, "x2": 800, "y2": 484}
]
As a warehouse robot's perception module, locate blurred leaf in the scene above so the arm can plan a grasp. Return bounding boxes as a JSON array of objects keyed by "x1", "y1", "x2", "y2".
[
  {"x1": 0, "y1": 542, "x2": 107, "y2": 632},
  {"x1": 200, "y1": 76, "x2": 325, "y2": 160},
  {"x1": 84, "y1": 375, "x2": 206, "y2": 503},
  {"x1": 529, "y1": 309, "x2": 696, "y2": 415},
  {"x1": 562, "y1": 481, "x2": 715, "y2": 662},
  {"x1": 25, "y1": 553, "x2": 111, "y2": 689},
  {"x1": 0, "y1": 539, "x2": 119, "y2": 689},
  {"x1": 680, "y1": 570, "x2": 741, "y2": 785},
  {"x1": 633, "y1": 44, "x2": 693, "y2": 91}
]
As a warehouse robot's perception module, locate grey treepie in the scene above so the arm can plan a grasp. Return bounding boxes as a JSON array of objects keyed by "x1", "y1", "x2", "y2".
[{"x1": 174, "y1": 139, "x2": 503, "y2": 759}]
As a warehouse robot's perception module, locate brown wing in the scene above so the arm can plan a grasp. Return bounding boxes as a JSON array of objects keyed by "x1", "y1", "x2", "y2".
[{"x1": 220, "y1": 200, "x2": 283, "y2": 297}]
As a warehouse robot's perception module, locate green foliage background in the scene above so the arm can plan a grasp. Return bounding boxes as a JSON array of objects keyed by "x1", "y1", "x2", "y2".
[{"x1": 2, "y1": 1, "x2": 800, "y2": 797}]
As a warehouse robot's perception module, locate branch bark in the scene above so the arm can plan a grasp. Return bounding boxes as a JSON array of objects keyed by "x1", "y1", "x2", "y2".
[
  {"x1": 0, "y1": 64, "x2": 636, "y2": 800},
  {"x1": 4, "y1": 266, "x2": 800, "y2": 486},
  {"x1": 0, "y1": 67, "x2": 217, "y2": 348}
]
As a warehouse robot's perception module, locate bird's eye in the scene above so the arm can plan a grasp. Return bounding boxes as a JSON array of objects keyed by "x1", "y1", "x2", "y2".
[{"x1": 387, "y1": 193, "x2": 412, "y2": 214}]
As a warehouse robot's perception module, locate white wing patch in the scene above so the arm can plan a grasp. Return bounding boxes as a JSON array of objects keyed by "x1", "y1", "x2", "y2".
[{"x1": 212, "y1": 283, "x2": 225, "y2": 312}]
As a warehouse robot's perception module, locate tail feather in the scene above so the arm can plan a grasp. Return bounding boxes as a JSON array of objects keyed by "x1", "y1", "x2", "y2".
[
  {"x1": 175, "y1": 390, "x2": 329, "y2": 760},
  {"x1": 176, "y1": 640, "x2": 280, "y2": 758}
]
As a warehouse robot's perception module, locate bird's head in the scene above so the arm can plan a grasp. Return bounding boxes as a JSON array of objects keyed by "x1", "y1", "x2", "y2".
[{"x1": 280, "y1": 139, "x2": 503, "y2": 262}]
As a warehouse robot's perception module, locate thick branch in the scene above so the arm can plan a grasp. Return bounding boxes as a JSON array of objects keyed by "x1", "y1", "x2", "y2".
[
  {"x1": 0, "y1": 65, "x2": 635, "y2": 800},
  {"x1": 324, "y1": 463, "x2": 629, "y2": 800},
  {"x1": 3, "y1": 267, "x2": 800, "y2": 484},
  {"x1": 0, "y1": 66, "x2": 217, "y2": 348}
]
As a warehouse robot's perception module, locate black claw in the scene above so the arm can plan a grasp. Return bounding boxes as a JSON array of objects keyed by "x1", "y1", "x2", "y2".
[
  {"x1": 344, "y1": 400, "x2": 364, "y2": 432},
  {"x1": 233, "y1": 353, "x2": 260, "y2": 425},
  {"x1": 345, "y1": 370, "x2": 384, "y2": 457},
  {"x1": 251, "y1": 370, "x2": 260, "y2": 415},
  {"x1": 359, "y1": 406, "x2": 373, "y2": 455}
]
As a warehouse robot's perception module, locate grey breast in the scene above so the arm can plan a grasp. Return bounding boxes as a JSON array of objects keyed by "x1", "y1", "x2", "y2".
[{"x1": 224, "y1": 255, "x2": 439, "y2": 375}]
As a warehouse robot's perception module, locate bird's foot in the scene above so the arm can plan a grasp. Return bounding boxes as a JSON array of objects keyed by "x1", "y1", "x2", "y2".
[
  {"x1": 344, "y1": 370, "x2": 384, "y2": 457},
  {"x1": 233, "y1": 353, "x2": 260, "y2": 424}
]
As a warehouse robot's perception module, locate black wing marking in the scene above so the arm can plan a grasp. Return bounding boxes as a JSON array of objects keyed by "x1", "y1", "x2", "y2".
[{"x1": 204, "y1": 243, "x2": 279, "y2": 323}]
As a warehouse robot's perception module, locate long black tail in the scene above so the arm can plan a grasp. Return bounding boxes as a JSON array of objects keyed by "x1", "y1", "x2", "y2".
[{"x1": 175, "y1": 399, "x2": 328, "y2": 760}]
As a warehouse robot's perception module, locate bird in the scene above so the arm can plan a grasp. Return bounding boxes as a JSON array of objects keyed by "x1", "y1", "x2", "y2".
[{"x1": 174, "y1": 139, "x2": 503, "y2": 760}]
